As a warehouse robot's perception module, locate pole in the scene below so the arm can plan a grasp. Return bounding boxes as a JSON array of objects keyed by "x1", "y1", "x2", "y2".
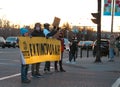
[
  {"x1": 95, "y1": 0, "x2": 101, "y2": 62},
  {"x1": 111, "y1": 0, "x2": 115, "y2": 34}
]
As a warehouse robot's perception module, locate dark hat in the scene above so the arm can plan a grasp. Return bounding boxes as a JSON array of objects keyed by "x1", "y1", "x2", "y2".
[
  {"x1": 44, "y1": 23, "x2": 50, "y2": 27},
  {"x1": 35, "y1": 23, "x2": 41, "y2": 26}
]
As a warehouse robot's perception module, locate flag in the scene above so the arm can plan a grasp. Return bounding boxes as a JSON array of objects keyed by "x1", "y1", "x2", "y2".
[
  {"x1": 103, "y1": 0, "x2": 112, "y2": 16},
  {"x1": 115, "y1": 0, "x2": 120, "y2": 16}
]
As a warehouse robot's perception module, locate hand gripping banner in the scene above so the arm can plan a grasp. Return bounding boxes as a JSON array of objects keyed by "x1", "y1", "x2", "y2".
[{"x1": 18, "y1": 37, "x2": 61, "y2": 64}]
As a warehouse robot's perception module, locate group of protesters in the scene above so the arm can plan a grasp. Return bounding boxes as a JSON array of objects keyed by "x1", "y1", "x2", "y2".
[{"x1": 20, "y1": 22, "x2": 66, "y2": 83}]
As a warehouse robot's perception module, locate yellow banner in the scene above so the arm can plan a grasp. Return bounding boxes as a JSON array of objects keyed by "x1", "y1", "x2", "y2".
[{"x1": 18, "y1": 37, "x2": 61, "y2": 64}]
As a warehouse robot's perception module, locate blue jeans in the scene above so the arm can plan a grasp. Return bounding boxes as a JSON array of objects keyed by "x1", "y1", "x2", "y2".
[
  {"x1": 21, "y1": 64, "x2": 29, "y2": 81},
  {"x1": 109, "y1": 48, "x2": 114, "y2": 59}
]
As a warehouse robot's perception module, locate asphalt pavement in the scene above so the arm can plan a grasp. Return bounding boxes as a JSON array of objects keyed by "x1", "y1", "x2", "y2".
[
  {"x1": 63, "y1": 50, "x2": 120, "y2": 87},
  {"x1": 0, "y1": 48, "x2": 120, "y2": 87},
  {"x1": 63, "y1": 51, "x2": 120, "y2": 72}
]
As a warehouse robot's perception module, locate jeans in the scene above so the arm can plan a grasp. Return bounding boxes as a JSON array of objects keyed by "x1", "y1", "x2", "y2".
[
  {"x1": 21, "y1": 64, "x2": 29, "y2": 81},
  {"x1": 109, "y1": 48, "x2": 114, "y2": 59},
  {"x1": 54, "y1": 52, "x2": 63, "y2": 70},
  {"x1": 44, "y1": 61, "x2": 50, "y2": 71},
  {"x1": 31, "y1": 63, "x2": 40, "y2": 75}
]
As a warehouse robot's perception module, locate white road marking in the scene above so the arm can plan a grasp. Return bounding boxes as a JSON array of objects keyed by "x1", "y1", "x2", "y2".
[
  {"x1": 0, "y1": 73, "x2": 21, "y2": 81},
  {"x1": 112, "y1": 77, "x2": 120, "y2": 87},
  {"x1": 0, "y1": 66, "x2": 54, "y2": 81},
  {"x1": 0, "y1": 71, "x2": 31, "y2": 81}
]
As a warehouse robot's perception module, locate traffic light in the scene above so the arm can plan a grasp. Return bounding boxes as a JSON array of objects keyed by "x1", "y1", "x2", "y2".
[{"x1": 91, "y1": 13, "x2": 99, "y2": 24}]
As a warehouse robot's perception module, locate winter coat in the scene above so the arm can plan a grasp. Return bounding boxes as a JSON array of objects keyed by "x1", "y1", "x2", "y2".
[{"x1": 31, "y1": 30, "x2": 45, "y2": 37}]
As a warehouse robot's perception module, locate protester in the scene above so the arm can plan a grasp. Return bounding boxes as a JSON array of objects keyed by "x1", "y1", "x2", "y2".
[
  {"x1": 67, "y1": 36, "x2": 78, "y2": 64},
  {"x1": 73, "y1": 35, "x2": 79, "y2": 59},
  {"x1": 31, "y1": 23, "x2": 45, "y2": 77},
  {"x1": 54, "y1": 31, "x2": 66, "y2": 72},
  {"x1": 20, "y1": 27, "x2": 31, "y2": 83},
  {"x1": 43, "y1": 23, "x2": 58, "y2": 73},
  {"x1": 109, "y1": 34, "x2": 116, "y2": 62}
]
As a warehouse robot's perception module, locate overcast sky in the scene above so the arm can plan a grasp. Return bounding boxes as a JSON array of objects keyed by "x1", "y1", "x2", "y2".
[{"x1": 0, "y1": 0, "x2": 120, "y2": 32}]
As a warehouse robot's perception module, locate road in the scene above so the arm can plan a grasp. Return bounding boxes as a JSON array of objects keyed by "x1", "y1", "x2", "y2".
[{"x1": 0, "y1": 48, "x2": 120, "y2": 87}]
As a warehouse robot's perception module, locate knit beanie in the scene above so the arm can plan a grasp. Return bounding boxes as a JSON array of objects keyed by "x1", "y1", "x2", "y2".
[{"x1": 20, "y1": 28, "x2": 29, "y2": 36}]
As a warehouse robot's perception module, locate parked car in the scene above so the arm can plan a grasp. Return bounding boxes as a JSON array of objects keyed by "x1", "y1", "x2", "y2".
[
  {"x1": 78, "y1": 40, "x2": 93, "y2": 49},
  {"x1": 63, "y1": 38, "x2": 70, "y2": 51},
  {"x1": 92, "y1": 39, "x2": 109, "y2": 57},
  {"x1": 115, "y1": 36, "x2": 120, "y2": 51},
  {"x1": 5, "y1": 36, "x2": 19, "y2": 48},
  {"x1": 78, "y1": 41, "x2": 84, "y2": 47},
  {"x1": 0, "y1": 36, "x2": 6, "y2": 48}
]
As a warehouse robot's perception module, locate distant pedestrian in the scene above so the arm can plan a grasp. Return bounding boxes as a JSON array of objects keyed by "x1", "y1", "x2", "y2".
[
  {"x1": 20, "y1": 27, "x2": 31, "y2": 83},
  {"x1": 31, "y1": 22, "x2": 45, "y2": 78},
  {"x1": 109, "y1": 34, "x2": 116, "y2": 62},
  {"x1": 67, "y1": 37, "x2": 78, "y2": 64},
  {"x1": 73, "y1": 36, "x2": 79, "y2": 59}
]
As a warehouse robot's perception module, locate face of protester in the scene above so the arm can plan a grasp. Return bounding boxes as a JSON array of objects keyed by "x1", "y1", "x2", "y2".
[
  {"x1": 24, "y1": 32, "x2": 29, "y2": 36},
  {"x1": 35, "y1": 24, "x2": 41, "y2": 31},
  {"x1": 45, "y1": 25, "x2": 50, "y2": 30}
]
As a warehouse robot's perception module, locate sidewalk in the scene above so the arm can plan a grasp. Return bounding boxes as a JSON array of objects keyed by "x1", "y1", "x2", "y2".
[{"x1": 63, "y1": 54, "x2": 120, "y2": 72}]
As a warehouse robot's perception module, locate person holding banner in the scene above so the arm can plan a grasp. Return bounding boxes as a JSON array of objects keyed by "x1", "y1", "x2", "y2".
[
  {"x1": 43, "y1": 23, "x2": 58, "y2": 73},
  {"x1": 20, "y1": 27, "x2": 31, "y2": 83},
  {"x1": 54, "y1": 31, "x2": 66, "y2": 72},
  {"x1": 31, "y1": 22, "x2": 45, "y2": 78}
]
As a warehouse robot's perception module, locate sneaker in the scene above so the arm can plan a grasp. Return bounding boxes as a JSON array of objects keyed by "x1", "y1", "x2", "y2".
[
  {"x1": 32, "y1": 74, "x2": 43, "y2": 78},
  {"x1": 22, "y1": 79, "x2": 31, "y2": 83},
  {"x1": 60, "y1": 69, "x2": 66, "y2": 72},
  {"x1": 66, "y1": 61, "x2": 71, "y2": 63},
  {"x1": 71, "y1": 61, "x2": 76, "y2": 64},
  {"x1": 44, "y1": 70, "x2": 51, "y2": 74},
  {"x1": 55, "y1": 69, "x2": 59, "y2": 72}
]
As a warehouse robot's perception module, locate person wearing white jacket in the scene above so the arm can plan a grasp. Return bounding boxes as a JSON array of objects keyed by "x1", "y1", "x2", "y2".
[{"x1": 19, "y1": 28, "x2": 31, "y2": 83}]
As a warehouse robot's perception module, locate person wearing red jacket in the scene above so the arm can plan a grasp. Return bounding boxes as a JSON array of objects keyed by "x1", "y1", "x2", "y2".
[{"x1": 54, "y1": 32, "x2": 66, "y2": 72}]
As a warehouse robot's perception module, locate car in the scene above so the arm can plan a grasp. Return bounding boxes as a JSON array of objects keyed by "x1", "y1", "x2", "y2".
[
  {"x1": 115, "y1": 36, "x2": 120, "y2": 51},
  {"x1": 78, "y1": 41, "x2": 93, "y2": 49},
  {"x1": 63, "y1": 38, "x2": 70, "y2": 51},
  {"x1": 5, "y1": 36, "x2": 19, "y2": 48},
  {"x1": 0, "y1": 36, "x2": 6, "y2": 48},
  {"x1": 78, "y1": 41, "x2": 84, "y2": 47},
  {"x1": 92, "y1": 39, "x2": 109, "y2": 57}
]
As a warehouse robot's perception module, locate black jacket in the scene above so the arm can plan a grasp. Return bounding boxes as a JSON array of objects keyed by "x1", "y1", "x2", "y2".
[
  {"x1": 31, "y1": 30, "x2": 45, "y2": 37},
  {"x1": 70, "y1": 40, "x2": 78, "y2": 54}
]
